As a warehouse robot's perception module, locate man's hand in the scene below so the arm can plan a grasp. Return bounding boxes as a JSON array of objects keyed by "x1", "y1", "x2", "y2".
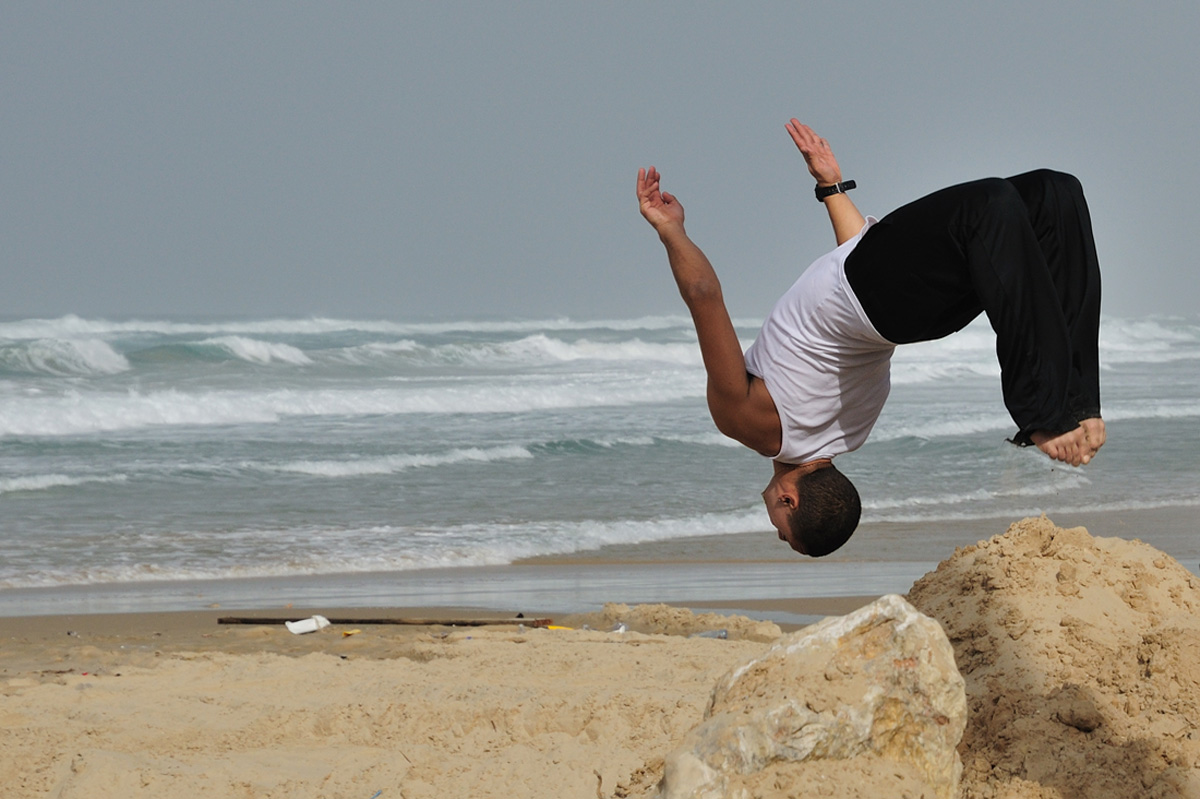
[
  {"x1": 787, "y1": 119, "x2": 864, "y2": 245},
  {"x1": 785, "y1": 119, "x2": 843, "y2": 186},
  {"x1": 637, "y1": 166, "x2": 685, "y2": 234}
]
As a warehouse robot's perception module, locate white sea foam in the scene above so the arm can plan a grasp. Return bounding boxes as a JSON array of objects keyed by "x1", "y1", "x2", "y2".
[
  {"x1": 870, "y1": 412, "x2": 1013, "y2": 441},
  {"x1": 3, "y1": 313, "x2": 1195, "y2": 354},
  {"x1": 884, "y1": 316, "x2": 1200, "y2": 380},
  {"x1": 0, "y1": 389, "x2": 279, "y2": 437},
  {"x1": 334, "y1": 334, "x2": 703, "y2": 368},
  {"x1": 1098, "y1": 399, "x2": 1200, "y2": 422},
  {"x1": 199, "y1": 336, "x2": 313, "y2": 365},
  {"x1": 0, "y1": 375, "x2": 704, "y2": 437},
  {"x1": 866, "y1": 495, "x2": 1200, "y2": 525},
  {"x1": 870, "y1": 397, "x2": 1200, "y2": 445},
  {"x1": 884, "y1": 321, "x2": 999, "y2": 385},
  {"x1": 865, "y1": 472, "x2": 1091, "y2": 513},
  {"x1": 0, "y1": 473, "x2": 128, "y2": 494},
  {"x1": 889, "y1": 360, "x2": 1000, "y2": 385},
  {"x1": 8, "y1": 375, "x2": 1190, "y2": 442},
  {"x1": 443, "y1": 334, "x2": 702, "y2": 366},
  {"x1": 588, "y1": 432, "x2": 742, "y2": 449},
  {"x1": 0, "y1": 313, "x2": 699, "y2": 341},
  {"x1": 0, "y1": 507, "x2": 768, "y2": 589},
  {"x1": 4, "y1": 490, "x2": 1197, "y2": 590},
  {"x1": 670, "y1": 431, "x2": 745, "y2": 448},
  {"x1": 272, "y1": 446, "x2": 533, "y2": 477},
  {"x1": 1100, "y1": 317, "x2": 1200, "y2": 364},
  {"x1": 331, "y1": 339, "x2": 421, "y2": 365},
  {"x1": 0, "y1": 338, "x2": 130, "y2": 376}
]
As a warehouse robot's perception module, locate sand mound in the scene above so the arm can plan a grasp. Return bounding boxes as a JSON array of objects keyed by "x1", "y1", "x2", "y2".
[
  {"x1": 908, "y1": 515, "x2": 1200, "y2": 799},
  {"x1": 563, "y1": 602, "x2": 782, "y2": 642}
]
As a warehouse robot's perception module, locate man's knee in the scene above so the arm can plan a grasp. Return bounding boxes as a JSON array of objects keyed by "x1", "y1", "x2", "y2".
[
  {"x1": 1008, "y1": 169, "x2": 1085, "y2": 204},
  {"x1": 971, "y1": 176, "x2": 1027, "y2": 220}
]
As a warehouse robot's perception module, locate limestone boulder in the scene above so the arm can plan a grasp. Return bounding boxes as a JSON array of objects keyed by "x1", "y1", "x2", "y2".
[{"x1": 658, "y1": 594, "x2": 966, "y2": 799}]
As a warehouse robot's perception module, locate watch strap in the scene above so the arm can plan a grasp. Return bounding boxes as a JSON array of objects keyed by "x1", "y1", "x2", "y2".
[{"x1": 814, "y1": 180, "x2": 857, "y2": 201}]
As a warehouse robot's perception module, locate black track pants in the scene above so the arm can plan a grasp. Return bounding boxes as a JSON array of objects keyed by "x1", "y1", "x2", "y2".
[{"x1": 844, "y1": 169, "x2": 1102, "y2": 441}]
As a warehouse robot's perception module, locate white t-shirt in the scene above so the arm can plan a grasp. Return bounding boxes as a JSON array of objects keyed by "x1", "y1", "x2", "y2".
[{"x1": 743, "y1": 217, "x2": 895, "y2": 464}]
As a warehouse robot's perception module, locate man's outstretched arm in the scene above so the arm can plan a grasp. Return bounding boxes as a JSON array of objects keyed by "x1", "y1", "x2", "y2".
[
  {"x1": 636, "y1": 167, "x2": 780, "y2": 455},
  {"x1": 786, "y1": 119, "x2": 866, "y2": 245}
]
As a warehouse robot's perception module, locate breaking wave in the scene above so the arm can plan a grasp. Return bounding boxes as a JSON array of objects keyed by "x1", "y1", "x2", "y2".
[
  {"x1": 198, "y1": 336, "x2": 313, "y2": 365},
  {"x1": 0, "y1": 377, "x2": 704, "y2": 437},
  {"x1": 0, "y1": 313, "x2": 698, "y2": 340},
  {"x1": 0, "y1": 339, "x2": 130, "y2": 376},
  {"x1": 271, "y1": 446, "x2": 534, "y2": 477},
  {"x1": 0, "y1": 507, "x2": 766, "y2": 589}
]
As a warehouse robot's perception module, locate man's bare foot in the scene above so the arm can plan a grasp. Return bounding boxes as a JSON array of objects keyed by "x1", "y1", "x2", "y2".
[
  {"x1": 1080, "y1": 417, "x2": 1106, "y2": 462},
  {"x1": 1029, "y1": 426, "x2": 1089, "y2": 466}
]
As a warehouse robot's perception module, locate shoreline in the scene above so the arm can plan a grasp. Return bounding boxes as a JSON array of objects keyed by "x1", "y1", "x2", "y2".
[
  {"x1": 0, "y1": 560, "x2": 930, "y2": 627},
  {"x1": 1, "y1": 507, "x2": 1195, "y2": 624},
  {"x1": 517, "y1": 506, "x2": 1200, "y2": 565}
]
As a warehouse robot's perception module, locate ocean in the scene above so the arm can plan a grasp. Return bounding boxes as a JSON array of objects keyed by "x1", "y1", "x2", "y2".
[{"x1": 1, "y1": 313, "x2": 1198, "y2": 617}]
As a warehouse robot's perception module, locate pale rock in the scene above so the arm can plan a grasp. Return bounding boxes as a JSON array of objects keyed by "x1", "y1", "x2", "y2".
[{"x1": 658, "y1": 594, "x2": 966, "y2": 799}]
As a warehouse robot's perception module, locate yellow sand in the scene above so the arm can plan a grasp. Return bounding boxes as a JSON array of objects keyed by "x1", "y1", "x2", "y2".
[{"x1": 2, "y1": 517, "x2": 1198, "y2": 798}]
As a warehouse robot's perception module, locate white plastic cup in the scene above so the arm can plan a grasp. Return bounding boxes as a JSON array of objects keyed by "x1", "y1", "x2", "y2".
[{"x1": 285, "y1": 615, "x2": 331, "y2": 635}]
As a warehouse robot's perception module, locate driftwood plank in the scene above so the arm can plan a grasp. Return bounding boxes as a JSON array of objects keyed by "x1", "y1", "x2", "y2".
[{"x1": 217, "y1": 616, "x2": 552, "y2": 627}]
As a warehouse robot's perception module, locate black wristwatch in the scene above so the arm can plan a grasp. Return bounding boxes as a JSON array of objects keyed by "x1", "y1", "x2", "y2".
[{"x1": 815, "y1": 180, "x2": 856, "y2": 202}]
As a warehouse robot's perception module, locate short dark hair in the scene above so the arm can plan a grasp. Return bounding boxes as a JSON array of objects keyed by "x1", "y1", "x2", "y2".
[{"x1": 787, "y1": 464, "x2": 861, "y2": 557}]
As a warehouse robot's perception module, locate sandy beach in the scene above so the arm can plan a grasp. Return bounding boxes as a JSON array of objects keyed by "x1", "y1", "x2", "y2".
[
  {"x1": 0, "y1": 603, "x2": 783, "y2": 799},
  {"x1": 3, "y1": 515, "x2": 1199, "y2": 798}
]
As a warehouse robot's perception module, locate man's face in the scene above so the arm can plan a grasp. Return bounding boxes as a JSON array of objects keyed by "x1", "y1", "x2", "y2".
[{"x1": 762, "y1": 471, "x2": 805, "y2": 554}]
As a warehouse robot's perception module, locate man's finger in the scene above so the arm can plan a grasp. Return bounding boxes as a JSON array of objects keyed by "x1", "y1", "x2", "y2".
[
  {"x1": 786, "y1": 121, "x2": 815, "y2": 150},
  {"x1": 637, "y1": 167, "x2": 663, "y2": 201}
]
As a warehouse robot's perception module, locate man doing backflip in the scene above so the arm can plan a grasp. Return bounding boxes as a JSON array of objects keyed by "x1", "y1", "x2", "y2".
[{"x1": 636, "y1": 119, "x2": 1105, "y2": 557}]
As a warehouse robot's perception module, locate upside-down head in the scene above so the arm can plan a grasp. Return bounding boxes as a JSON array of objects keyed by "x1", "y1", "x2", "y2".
[{"x1": 763, "y1": 460, "x2": 861, "y2": 557}]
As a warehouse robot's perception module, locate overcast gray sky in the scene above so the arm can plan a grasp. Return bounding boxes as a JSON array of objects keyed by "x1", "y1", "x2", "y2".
[{"x1": 3, "y1": 2, "x2": 1197, "y2": 321}]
